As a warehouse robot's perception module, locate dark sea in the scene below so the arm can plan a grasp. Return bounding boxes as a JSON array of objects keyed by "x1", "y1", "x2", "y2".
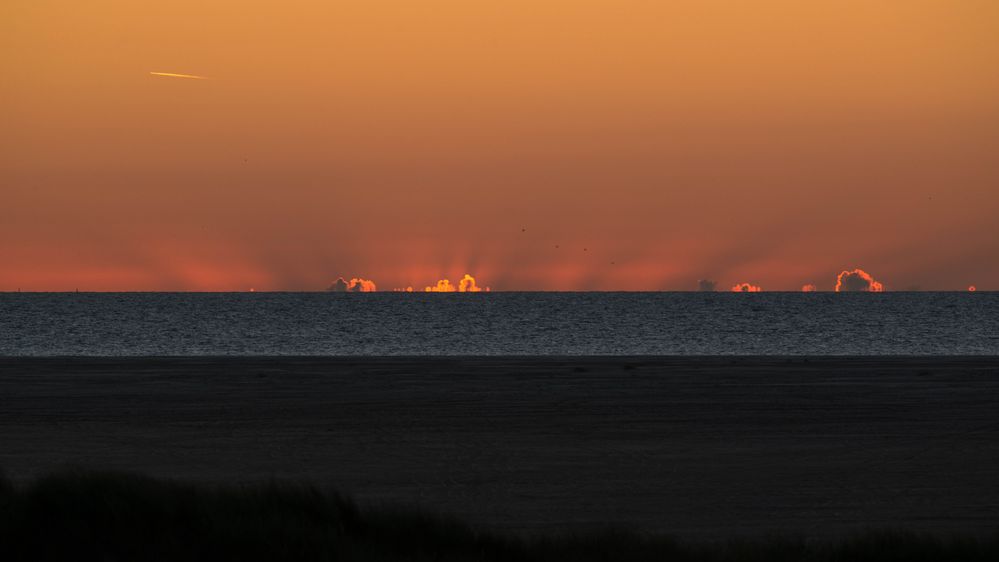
[{"x1": 0, "y1": 292, "x2": 996, "y2": 356}]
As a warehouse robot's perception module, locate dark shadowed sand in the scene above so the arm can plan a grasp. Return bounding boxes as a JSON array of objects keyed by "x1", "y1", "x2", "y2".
[{"x1": 1, "y1": 357, "x2": 997, "y2": 539}]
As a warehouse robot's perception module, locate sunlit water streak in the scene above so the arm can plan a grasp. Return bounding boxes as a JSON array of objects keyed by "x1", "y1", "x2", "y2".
[{"x1": 0, "y1": 293, "x2": 996, "y2": 356}]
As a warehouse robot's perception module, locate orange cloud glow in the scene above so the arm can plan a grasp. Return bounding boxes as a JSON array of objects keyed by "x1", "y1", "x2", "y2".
[
  {"x1": 969, "y1": 285, "x2": 977, "y2": 292},
  {"x1": 458, "y1": 274, "x2": 488, "y2": 292},
  {"x1": 328, "y1": 277, "x2": 377, "y2": 292},
  {"x1": 835, "y1": 269, "x2": 885, "y2": 292},
  {"x1": 731, "y1": 283, "x2": 763, "y2": 292},
  {"x1": 423, "y1": 274, "x2": 488, "y2": 292},
  {"x1": 425, "y1": 279, "x2": 456, "y2": 292},
  {"x1": 801, "y1": 284, "x2": 817, "y2": 292},
  {"x1": 350, "y1": 278, "x2": 377, "y2": 292}
]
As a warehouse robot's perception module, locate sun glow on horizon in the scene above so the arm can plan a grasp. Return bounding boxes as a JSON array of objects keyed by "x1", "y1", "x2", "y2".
[{"x1": 4, "y1": 1, "x2": 997, "y2": 292}]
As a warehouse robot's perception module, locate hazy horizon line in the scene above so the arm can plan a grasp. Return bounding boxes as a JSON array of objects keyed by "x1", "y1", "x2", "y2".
[{"x1": 0, "y1": 290, "x2": 991, "y2": 294}]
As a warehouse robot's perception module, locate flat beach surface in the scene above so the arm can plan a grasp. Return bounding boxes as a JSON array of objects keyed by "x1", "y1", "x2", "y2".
[{"x1": 2, "y1": 357, "x2": 997, "y2": 539}]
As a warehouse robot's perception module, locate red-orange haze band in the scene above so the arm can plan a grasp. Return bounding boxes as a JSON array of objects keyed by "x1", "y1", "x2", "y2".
[
  {"x1": 327, "y1": 269, "x2": 903, "y2": 292},
  {"x1": 330, "y1": 274, "x2": 490, "y2": 292}
]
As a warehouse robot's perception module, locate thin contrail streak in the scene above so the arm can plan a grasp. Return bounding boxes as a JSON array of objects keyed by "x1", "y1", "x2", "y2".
[{"x1": 149, "y1": 72, "x2": 209, "y2": 80}]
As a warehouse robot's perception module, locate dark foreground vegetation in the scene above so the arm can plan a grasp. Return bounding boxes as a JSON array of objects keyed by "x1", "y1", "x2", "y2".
[{"x1": 1, "y1": 470, "x2": 996, "y2": 562}]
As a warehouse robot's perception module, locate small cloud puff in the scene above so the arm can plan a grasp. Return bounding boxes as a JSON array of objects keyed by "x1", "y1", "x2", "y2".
[
  {"x1": 425, "y1": 279, "x2": 456, "y2": 292},
  {"x1": 835, "y1": 269, "x2": 884, "y2": 292},
  {"x1": 425, "y1": 274, "x2": 489, "y2": 292},
  {"x1": 731, "y1": 282, "x2": 762, "y2": 292},
  {"x1": 458, "y1": 274, "x2": 486, "y2": 292},
  {"x1": 327, "y1": 277, "x2": 377, "y2": 292}
]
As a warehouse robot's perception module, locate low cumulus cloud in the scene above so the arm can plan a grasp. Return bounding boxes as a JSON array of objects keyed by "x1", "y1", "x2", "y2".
[
  {"x1": 327, "y1": 277, "x2": 377, "y2": 292},
  {"x1": 425, "y1": 279, "x2": 456, "y2": 292},
  {"x1": 801, "y1": 284, "x2": 817, "y2": 292},
  {"x1": 697, "y1": 279, "x2": 717, "y2": 292},
  {"x1": 424, "y1": 274, "x2": 489, "y2": 292},
  {"x1": 835, "y1": 269, "x2": 884, "y2": 292},
  {"x1": 458, "y1": 274, "x2": 486, "y2": 292},
  {"x1": 731, "y1": 282, "x2": 762, "y2": 292}
]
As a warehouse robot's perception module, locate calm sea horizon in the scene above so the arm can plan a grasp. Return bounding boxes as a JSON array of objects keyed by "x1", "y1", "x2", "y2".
[{"x1": 1, "y1": 292, "x2": 996, "y2": 356}]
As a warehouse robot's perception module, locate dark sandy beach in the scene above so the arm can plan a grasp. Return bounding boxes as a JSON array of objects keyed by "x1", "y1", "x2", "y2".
[{"x1": 1, "y1": 357, "x2": 997, "y2": 539}]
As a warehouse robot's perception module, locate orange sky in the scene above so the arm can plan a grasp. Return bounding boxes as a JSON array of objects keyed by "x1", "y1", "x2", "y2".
[{"x1": 3, "y1": 0, "x2": 997, "y2": 291}]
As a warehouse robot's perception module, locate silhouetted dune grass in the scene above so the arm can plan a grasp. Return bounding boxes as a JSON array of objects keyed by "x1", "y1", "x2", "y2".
[{"x1": 0, "y1": 469, "x2": 996, "y2": 561}]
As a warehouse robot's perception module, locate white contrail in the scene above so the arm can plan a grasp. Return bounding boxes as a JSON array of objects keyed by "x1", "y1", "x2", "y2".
[{"x1": 149, "y1": 71, "x2": 209, "y2": 80}]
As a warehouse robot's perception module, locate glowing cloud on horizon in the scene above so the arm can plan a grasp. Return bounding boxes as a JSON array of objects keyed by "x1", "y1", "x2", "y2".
[
  {"x1": 425, "y1": 279, "x2": 456, "y2": 292},
  {"x1": 731, "y1": 282, "x2": 762, "y2": 292},
  {"x1": 424, "y1": 274, "x2": 489, "y2": 292},
  {"x1": 327, "y1": 277, "x2": 377, "y2": 292},
  {"x1": 801, "y1": 284, "x2": 817, "y2": 292},
  {"x1": 349, "y1": 278, "x2": 377, "y2": 292},
  {"x1": 149, "y1": 71, "x2": 209, "y2": 80},
  {"x1": 835, "y1": 269, "x2": 884, "y2": 292},
  {"x1": 458, "y1": 274, "x2": 487, "y2": 292},
  {"x1": 969, "y1": 285, "x2": 977, "y2": 292}
]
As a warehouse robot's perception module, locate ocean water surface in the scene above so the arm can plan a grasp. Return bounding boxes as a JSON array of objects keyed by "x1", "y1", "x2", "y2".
[{"x1": 0, "y1": 292, "x2": 996, "y2": 356}]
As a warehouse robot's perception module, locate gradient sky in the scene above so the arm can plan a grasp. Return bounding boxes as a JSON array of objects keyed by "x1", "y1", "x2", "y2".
[{"x1": 3, "y1": 0, "x2": 997, "y2": 291}]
